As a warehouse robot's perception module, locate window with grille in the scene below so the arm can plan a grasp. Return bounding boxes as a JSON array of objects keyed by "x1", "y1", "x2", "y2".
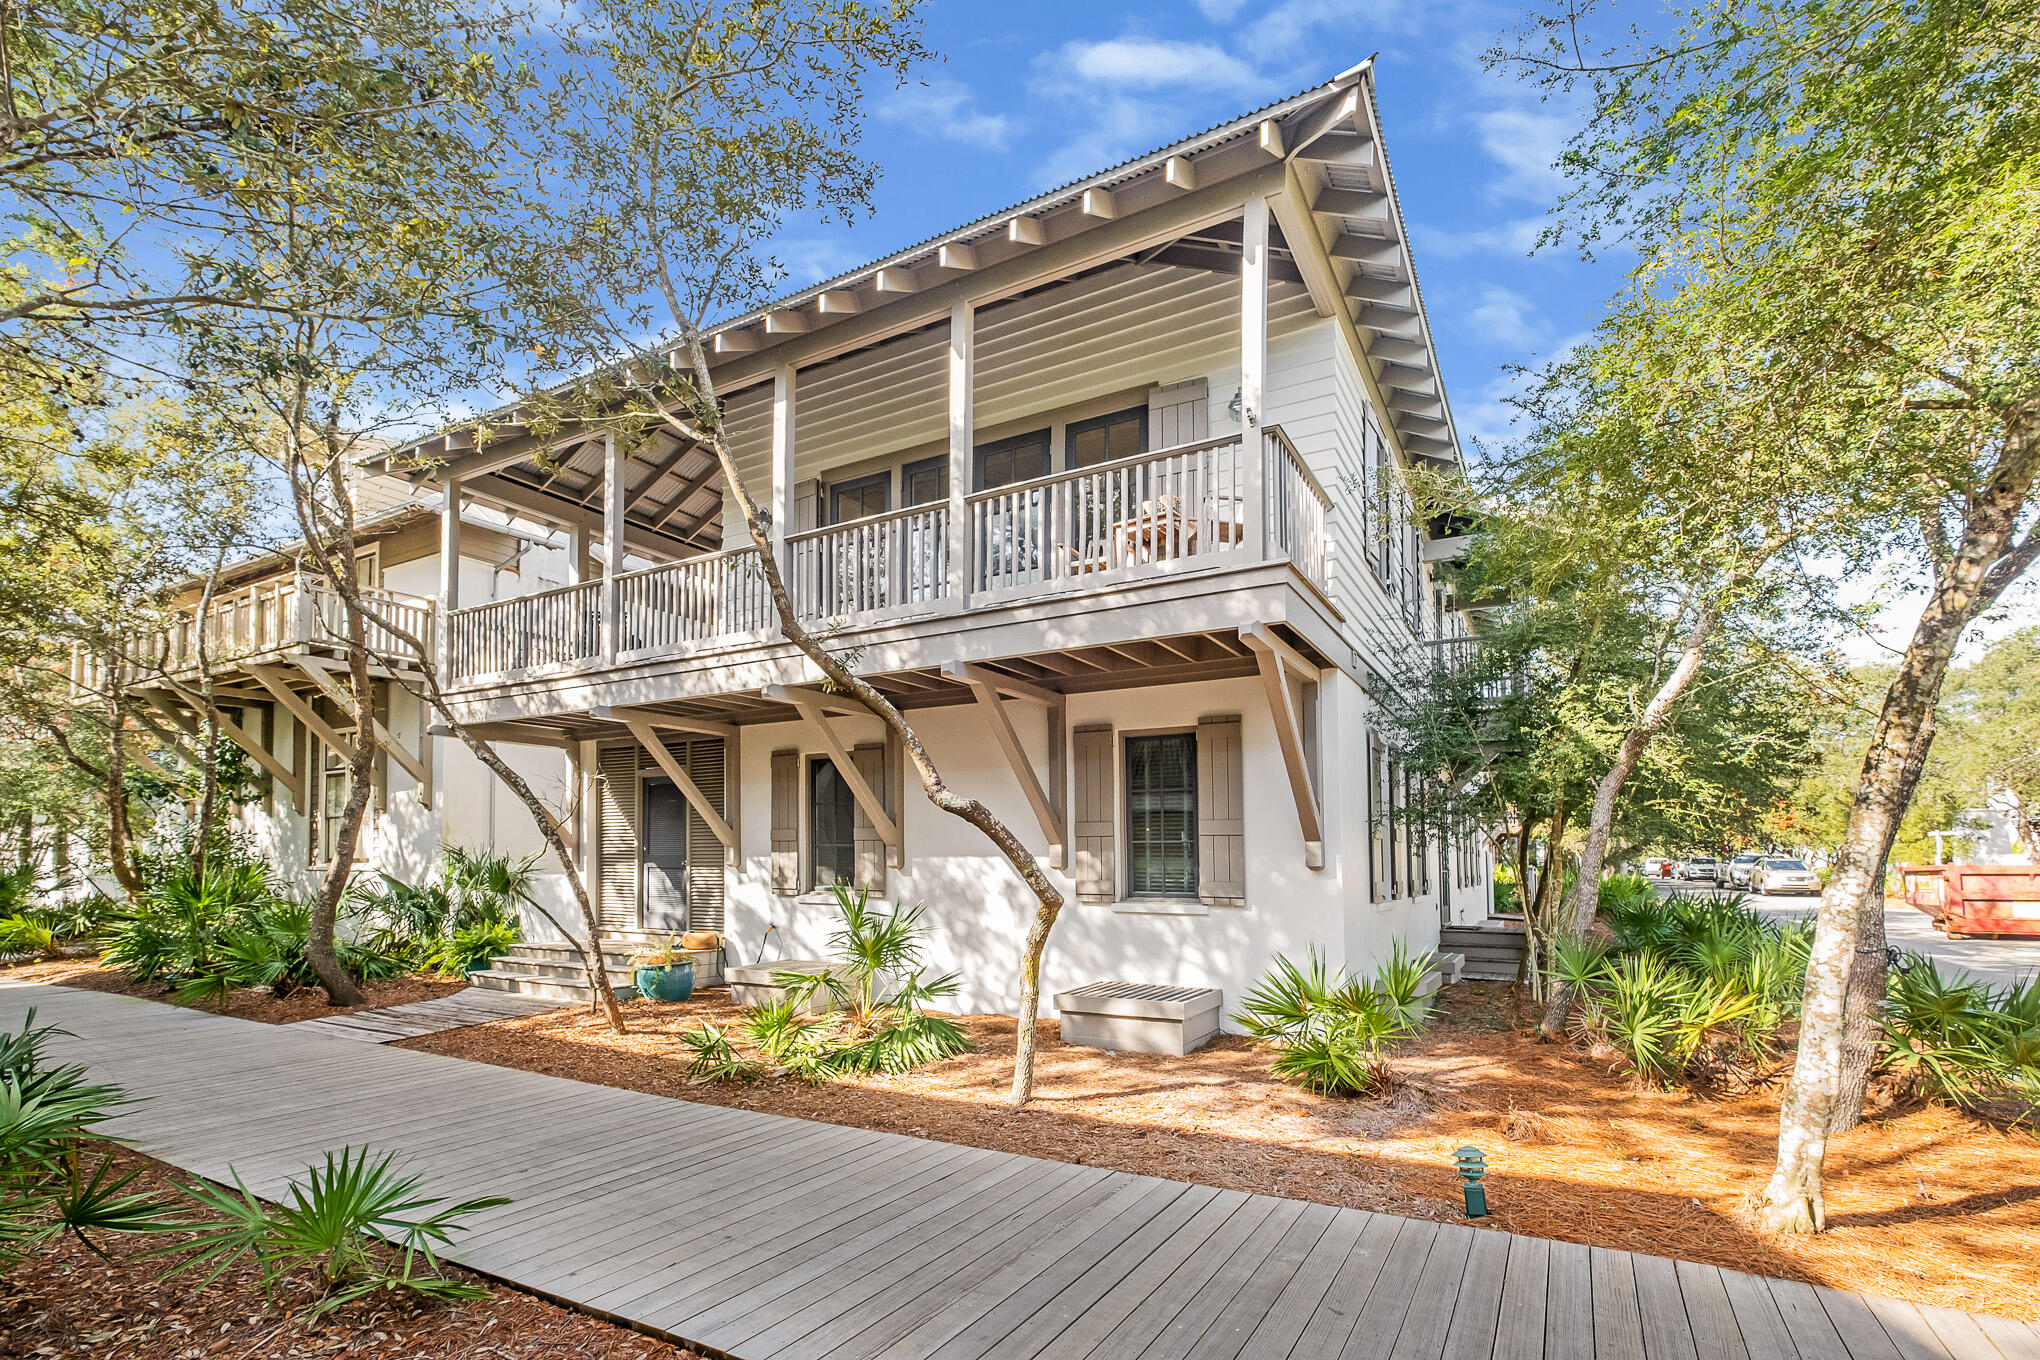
[{"x1": 1125, "y1": 733, "x2": 1197, "y2": 897}]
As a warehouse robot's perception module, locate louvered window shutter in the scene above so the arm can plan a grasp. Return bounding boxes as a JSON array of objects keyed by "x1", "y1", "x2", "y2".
[
  {"x1": 684, "y1": 739, "x2": 726, "y2": 933},
  {"x1": 850, "y1": 742, "x2": 888, "y2": 894},
  {"x1": 596, "y1": 746, "x2": 640, "y2": 930},
  {"x1": 770, "y1": 749, "x2": 799, "y2": 894},
  {"x1": 1196, "y1": 716, "x2": 1245, "y2": 906},
  {"x1": 1072, "y1": 724, "x2": 1116, "y2": 903}
]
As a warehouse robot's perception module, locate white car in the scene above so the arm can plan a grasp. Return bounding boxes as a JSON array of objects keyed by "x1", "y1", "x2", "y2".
[
  {"x1": 1679, "y1": 856, "x2": 1722, "y2": 884},
  {"x1": 1727, "y1": 853, "x2": 1761, "y2": 888},
  {"x1": 1751, "y1": 857, "x2": 1821, "y2": 896}
]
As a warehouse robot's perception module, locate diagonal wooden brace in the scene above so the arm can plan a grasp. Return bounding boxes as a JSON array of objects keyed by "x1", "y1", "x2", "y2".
[{"x1": 1241, "y1": 622, "x2": 1324, "y2": 870}]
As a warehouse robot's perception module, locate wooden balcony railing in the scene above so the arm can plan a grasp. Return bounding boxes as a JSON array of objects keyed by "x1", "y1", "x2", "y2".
[
  {"x1": 75, "y1": 579, "x2": 435, "y2": 693},
  {"x1": 967, "y1": 435, "x2": 1249, "y2": 594},
  {"x1": 440, "y1": 427, "x2": 1339, "y2": 685},
  {"x1": 615, "y1": 547, "x2": 772, "y2": 656},
  {"x1": 788, "y1": 505, "x2": 949, "y2": 621},
  {"x1": 448, "y1": 579, "x2": 602, "y2": 677}
]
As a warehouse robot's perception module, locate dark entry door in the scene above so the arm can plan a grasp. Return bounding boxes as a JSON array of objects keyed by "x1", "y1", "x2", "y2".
[{"x1": 642, "y1": 778, "x2": 689, "y2": 933}]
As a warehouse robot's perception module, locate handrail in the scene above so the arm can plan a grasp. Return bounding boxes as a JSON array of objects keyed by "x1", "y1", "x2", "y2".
[
  {"x1": 611, "y1": 543, "x2": 762, "y2": 583},
  {"x1": 962, "y1": 432, "x2": 1245, "y2": 503},
  {"x1": 1264, "y1": 425, "x2": 1332, "y2": 508},
  {"x1": 447, "y1": 576, "x2": 594, "y2": 617},
  {"x1": 787, "y1": 501, "x2": 940, "y2": 543}
]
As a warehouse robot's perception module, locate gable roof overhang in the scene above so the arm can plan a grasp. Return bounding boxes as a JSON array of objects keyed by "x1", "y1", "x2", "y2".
[{"x1": 368, "y1": 59, "x2": 1466, "y2": 537}]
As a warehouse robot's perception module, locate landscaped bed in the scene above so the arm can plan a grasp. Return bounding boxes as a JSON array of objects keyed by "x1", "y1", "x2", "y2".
[
  {"x1": 0, "y1": 954, "x2": 466, "y2": 1023},
  {"x1": 0, "y1": 1146, "x2": 701, "y2": 1360},
  {"x1": 399, "y1": 981, "x2": 2040, "y2": 1322}
]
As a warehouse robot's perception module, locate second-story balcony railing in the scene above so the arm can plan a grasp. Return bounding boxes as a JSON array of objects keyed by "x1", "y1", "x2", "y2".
[
  {"x1": 439, "y1": 428, "x2": 1334, "y2": 685},
  {"x1": 71, "y1": 578, "x2": 436, "y2": 695}
]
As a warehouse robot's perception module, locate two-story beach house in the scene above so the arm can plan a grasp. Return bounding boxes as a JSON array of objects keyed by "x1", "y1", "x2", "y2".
[{"x1": 115, "y1": 63, "x2": 1501, "y2": 1018}]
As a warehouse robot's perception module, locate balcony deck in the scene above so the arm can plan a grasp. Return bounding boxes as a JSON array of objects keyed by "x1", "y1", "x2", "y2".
[{"x1": 442, "y1": 430, "x2": 1332, "y2": 707}]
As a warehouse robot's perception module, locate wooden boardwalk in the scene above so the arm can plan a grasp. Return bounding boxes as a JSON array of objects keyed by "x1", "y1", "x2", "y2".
[
  {"x1": 289, "y1": 986, "x2": 560, "y2": 1043},
  {"x1": 10, "y1": 981, "x2": 2035, "y2": 1360}
]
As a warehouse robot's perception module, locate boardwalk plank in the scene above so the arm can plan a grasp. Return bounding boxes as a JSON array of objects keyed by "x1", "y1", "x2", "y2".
[
  {"x1": 1591, "y1": 1246, "x2": 1647, "y2": 1360},
  {"x1": 1491, "y1": 1232, "x2": 1550, "y2": 1360},
  {"x1": 0, "y1": 982, "x2": 2013, "y2": 1360},
  {"x1": 1288, "y1": 1210, "x2": 1406, "y2": 1360},
  {"x1": 1673, "y1": 1261, "x2": 1749, "y2": 1360},
  {"x1": 1635, "y1": 1253, "x2": 1700, "y2": 1360},
  {"x1": 1544, "y1": 1241, "x2": 1594, "y2": 1360},
  {"x1": 1440, "y1": 1228, "x2": 1512, "y2": 1360},
  {"x1": 1862, "y1": 1297, "x2": 1956, "y2": 1360},
  {"x1": 1718, "y1": 1269, "x2": 1801, "y2": 1360}
]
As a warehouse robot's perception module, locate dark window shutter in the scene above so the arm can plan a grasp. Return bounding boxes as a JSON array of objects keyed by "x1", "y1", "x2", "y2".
[
  {"x1": 596, "y1": 745, "x2": 640, "y2": 930},
  {"x1": 770, "y1": 748, "x2": 799, "y2": 894},
  {"x1": 851, "y1": 742, "x2": 888, "y2": 894},
  {"x1": 1196, "y1": 715, "x2": 1245, "y2": 905},
  {"x1": 1072, "y1": 724, "x2": 1116, "y2": 903},
  {"x1": 684, "y1": 739, "x2": 726, "y2": 933}
]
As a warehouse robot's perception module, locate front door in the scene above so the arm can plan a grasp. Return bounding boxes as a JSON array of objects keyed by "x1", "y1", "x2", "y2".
[{"x1": 641, "y1": 778, "x2": 689, "y2": 933}]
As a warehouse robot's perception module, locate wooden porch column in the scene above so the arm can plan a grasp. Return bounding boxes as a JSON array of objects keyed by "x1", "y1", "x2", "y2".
[
  {"x1": 946, "y1": 300, "x2": 973, "y2": 605},
  {"x1": 1239, "y1": 193, "x2": 1269, "y2": 560},
  {"x1": 437, "y1": 475, "x2": 461, "y2": 679},
  {"x1": 568, "y1": 525, "x2": 592, "y2": 584},
  {"x1": 600, "y1": 432, "x2": 624, "y2": 665},
  {"x1": 770, "y1": 362, "x2": 796, "y2": 632}
]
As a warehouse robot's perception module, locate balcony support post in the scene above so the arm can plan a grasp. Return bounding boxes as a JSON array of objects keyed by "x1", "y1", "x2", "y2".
[
  {"x1": 600, "y1": 431, "x2": 624, "y2": 665},
  {"x1": 568, "y1": 525, "x2": 593, "y2": 584},
  {"x1": 437, "y1": 476, "x2": 461, "y2": 680},
  {"x1": 770, "y1": 363, "x2": 796, "y2": 632},
  {"x1": 946, "y1": 300, "x2": 974, "y2": 605},
  {"x1": 1240, "y1": 193, "x2": 1269, "y2": 561}
]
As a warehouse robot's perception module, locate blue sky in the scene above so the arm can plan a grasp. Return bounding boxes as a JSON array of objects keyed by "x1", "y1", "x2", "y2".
[{"x1": 769, "y1": 0, "x2": 1631, "y2": 458}]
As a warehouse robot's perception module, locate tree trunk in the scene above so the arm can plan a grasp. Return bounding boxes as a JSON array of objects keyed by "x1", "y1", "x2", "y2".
[
  {"x1": 189, "y1": 556, "x2": 227, "y2": 884},
  {"x1": 657, "y1": 337, "x2": 1068, "y2": 1107},
  {"x1": 1511, "y1": 818, "x2": 1539, "y2": 987},
  {"x1": 1830, "y1": 710, "x2": 1936, "y2": 1131},
  {"x1": 1541, "y1": 599, "x2": 1718, "y2": 1038},
  {"x1": 101, "y1": 678, "x2": 145, "y2": 900},
  {"x1": 326, "y1": 585, "x2": 627, "y2": 1032},
  {"x1": 1760, "y1": 402, "x2": 2040, "y2": 1233}
]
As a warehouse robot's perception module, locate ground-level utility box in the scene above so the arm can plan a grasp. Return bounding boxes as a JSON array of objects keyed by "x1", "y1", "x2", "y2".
[
  {"x1": 1053, "y1": 981, "x2": 1224, "y2": 1057},
  {"x1": 726, "y1": 958, "x2": 834, "y2": 1011}
]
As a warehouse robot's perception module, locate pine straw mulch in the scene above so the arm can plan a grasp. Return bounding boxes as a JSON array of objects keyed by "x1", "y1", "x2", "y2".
[
  {"x1": 0, "y1": 955, "x2": 466, "y2": 1023},
  {"x1": 400, "y1": 982, "x2": 2040, "y2": 1322},
  {"x1": 1, "y1": 1147, "x2": 700, "y2": 1360}
]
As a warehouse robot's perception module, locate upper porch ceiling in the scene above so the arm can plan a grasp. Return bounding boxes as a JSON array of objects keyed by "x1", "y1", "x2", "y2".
[{"x1": 371, "y1": 61, "x2": 1465, "y2": 529}]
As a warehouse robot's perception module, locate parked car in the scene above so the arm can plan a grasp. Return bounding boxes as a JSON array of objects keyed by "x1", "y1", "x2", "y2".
[
  {"x1": 1679, "y1": 855, "x2": 1722, "y2": 884},
  {"x1": 1751, "y1": 857, "x2": 1821, "y2": 896},
  {"x1": 1640, "y1": 857, "x2": 1670, "y2": 878},
  {"x1": 1727, "y1": 853, "x2": 1761, "y2": 888}
]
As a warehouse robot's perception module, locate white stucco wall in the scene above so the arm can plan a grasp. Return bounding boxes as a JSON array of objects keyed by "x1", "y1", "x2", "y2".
[{"x1": 720, "y1": 671, "x2": 1445, "y2": 1029}]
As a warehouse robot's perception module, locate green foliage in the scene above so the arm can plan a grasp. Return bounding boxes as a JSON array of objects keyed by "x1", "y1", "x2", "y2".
[
  {"x1": 346, "y1": 845, "x2": 529, "y2": 976},
  {"x1": 1882, "y1": 962, "x2": 2040, "y2": 1125},
  {"x1": 0, "y1": 877, "x2": 110, "y2": 960},
  {"x1": 0, "y1": 1010, "x2": 180, "y2": 1268},
  {"x1": 1233, "y1": 945, "x2": 1435, "y2": 1098},
  {"x1": 102, "y1": 860, "x2": 400, "y2": 1002},
  {"x1": 681, "y1": 886, "x2": 967, "y2": 1084},
  {"x1": 1559, "y1": 891, "x2": 1812, "y2": 1084},
  {"x1": 159, "y1": 1148, "x2": 508, "y2": 1319}
]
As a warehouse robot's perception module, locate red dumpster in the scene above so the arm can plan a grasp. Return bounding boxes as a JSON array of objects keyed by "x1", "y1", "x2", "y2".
[{"x1": 1895, "y1": 863, "x2": 2040, "y2": 938}]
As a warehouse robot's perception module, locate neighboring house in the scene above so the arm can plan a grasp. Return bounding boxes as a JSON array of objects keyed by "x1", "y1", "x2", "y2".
[
  {"x1": 347, "y1": 63, "x2": 1499, "y2": 1018},
  {"x1": 95, "y1": 493, "x2": 576, "y2": 897}
]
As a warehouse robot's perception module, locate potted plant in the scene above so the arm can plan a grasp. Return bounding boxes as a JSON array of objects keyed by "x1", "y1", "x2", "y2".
[{"x1": 631, "y1": 937, "x2": 696, "y2": 1002}]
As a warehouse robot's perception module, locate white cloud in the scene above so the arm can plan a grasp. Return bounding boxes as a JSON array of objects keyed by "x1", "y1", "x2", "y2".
[
  {"x1": 770, "y1": 236, "x2": 871, "y2": 289},
  {"x1": 1464, "y1": 285, "x2": 1543, "y2": 350},
  {"x1": 1026, "y1": 37, "x2": 1273, "y2": 186},
  {"x1": 1408, "y1": 215, "x2": 1547, "y2": 259},
  {"x1": 1049, "y1": 38, "x2": 1262, "y2": 93},
  {"x1": 1471, "y1": 106, "x2": 1573, "y2": 202},
  {"x1": 1193, "y1": 0, "x2": 1248, "y2": 19},
  {"x1": 875, "y1": 78, "x2": 1016, "y2": 152}
]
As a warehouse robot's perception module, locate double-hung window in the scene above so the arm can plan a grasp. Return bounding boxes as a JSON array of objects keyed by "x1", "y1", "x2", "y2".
[{"x1": 1125, "y1": 733, "x2": 1197, "y2": 897}]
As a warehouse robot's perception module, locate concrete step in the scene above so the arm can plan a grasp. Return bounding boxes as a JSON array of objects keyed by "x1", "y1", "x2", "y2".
[
  {"x1": 468, "y1": 970, "x2": 640, "y2": 1004},
  {"x1": 500, "y1": 942, "x2": 640, "y2": 969},
  {"x1": 1461, "y1": 962, "x2": 1522, "y2": 982},
  {"x1": 487, "y1": 956, "x2": 637, "y2": 984}
]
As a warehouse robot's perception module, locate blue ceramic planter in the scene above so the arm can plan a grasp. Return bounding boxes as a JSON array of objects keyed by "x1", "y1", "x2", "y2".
[{"x1": 635, "y1": 961, "x2": 695, "y2": 1002}]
